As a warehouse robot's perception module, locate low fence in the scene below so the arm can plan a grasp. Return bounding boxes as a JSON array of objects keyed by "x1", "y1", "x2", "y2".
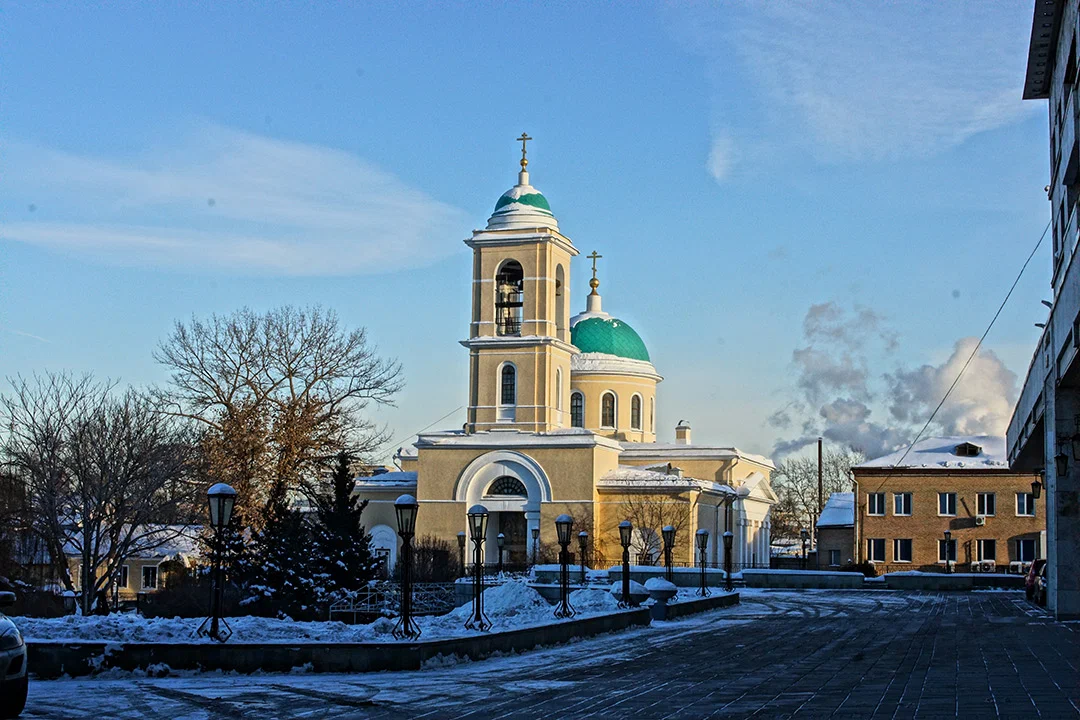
[{"x1": 328, "y1": 582, "x2": 457, "y2": 622}]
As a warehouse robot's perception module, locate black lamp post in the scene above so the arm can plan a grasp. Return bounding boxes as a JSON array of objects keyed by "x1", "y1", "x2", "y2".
[
  {"x1": 1032, "y1": 478, "x2": 1043, "y2": 500},
  {"x1": 197, "y1": 482, "x2": 236, "y2": 642},
  {"x1": 578, "y1": 531, "x2": 589, "y2": 585},
  {"x1": 496, "y1": 532, "x2": 505, "y2": 575},
  {"x1": 392, "y1": 494, "x2": 420, "y2": 639},
  {"x1": 554, "y1": 514, "x2": 575, "y2": 618},
  {"x1": 943, "y1": 529, "x2": 952, "y2": 574},
  {"x1": 531, "y1": 526, "x2": 540, "y2": 566},
  {"x1": 800, "y1": 528, "x2": 809, "y2": 570},
  {"x1": 618, "y1": 520, "x2": 632, "y2": 608},
  {"x1": 465, "y1": 504, "x2": 491, "y2": 630},
  {"x1": 1056, "y1": 451, "x2": 1069, "y2": 478},
  {"x1": 457, "y1": 531, "x2": 466, "y2": 577},
  {"x1": 723, "y1": 530, "x2": 734, "y2": 592},
  {"x1": 696, "y1": 529, "x2": 710, "y2": 597},
  {"x1": 662, "y1": 525, "x2": 676, "y2": 583}
]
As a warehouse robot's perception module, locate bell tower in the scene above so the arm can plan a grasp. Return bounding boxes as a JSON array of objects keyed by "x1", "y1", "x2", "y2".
[{"x1": 462, "y1": 135, "x2": 577, "y2": 433}]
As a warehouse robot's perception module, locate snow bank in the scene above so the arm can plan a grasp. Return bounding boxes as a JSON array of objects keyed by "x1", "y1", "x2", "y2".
[
  {"x1": 644, "y1": 578, "x2": 677, "y2": 592},
  {"x1": 569, "y1": 587, "x2": 619, "y2": 613}
]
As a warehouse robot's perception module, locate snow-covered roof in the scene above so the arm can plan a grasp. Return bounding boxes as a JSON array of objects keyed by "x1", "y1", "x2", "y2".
[
  {"x1": 618, "y1": 443, "x2": 775, "y2": 469},
  {"x1": 353, "y1": 471, "x2": 418, "y2": 490},
  {"x1": 415, "y1": 427, "x2": 622, "y2": 451},
  {"x1": 855, "y1": 435, "x2": 1009, "y2": 471},
  {"x1": 817, "y1": 492, "x2": 854, "y2": 528},
  {"x1": 597, "y1": 466, "x2": 735, "y2": 495},
  {"x1": 62, "y1": 525, "x2": 201, "y2": 560},
  {"x1": 570, "y1": 352, "x2": 661, "y2": 381}
]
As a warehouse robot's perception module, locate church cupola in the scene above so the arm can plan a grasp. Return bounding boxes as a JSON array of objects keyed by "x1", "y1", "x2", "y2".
[{"x1": 462, "y1": 135, "x2": 578, "y2": 433}]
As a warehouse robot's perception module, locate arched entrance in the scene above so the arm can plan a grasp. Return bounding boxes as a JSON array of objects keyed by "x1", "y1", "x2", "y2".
[{"x1": 454, "y1": 450, "x2": 552, "y2": 564}]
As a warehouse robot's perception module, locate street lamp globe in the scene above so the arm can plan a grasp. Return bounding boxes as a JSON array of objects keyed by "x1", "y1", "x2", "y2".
[
  {"x1": 662, "y1": 525, "x2": 676, "y2": 549},
  {"x1": 619, "y1": 520, "x2": 633, "y2": 548},
  {"x1": 457, "y1": 531, "x2": 466, "y2": 551},
  {"x1": 696, "y1": 528, "x2": 709, "y2": 550},
  {"x1": 497, "y1": 532, "x2": 506, "y2": 549},
  {"x1": 578, "y1": 530, "x2": 589, "y2": 553},
  {"x1": 394, "y1": 494, "x2": 419, "y2": 537},
  {"x1": 555, "y1": 514, "x2": 574, "y2": 545},
  {"x1": 799, "y1": 528, "x2": 808, "y2": 541},
  {"x1": 207, "y1": 483, "x2": 237, "y2": 531},
  {"x1": 467, "y1": 504, "x2": 489, "y2": 542},
  {"x1": 531, "y1": 526, "x2": 540, "y2": 542},
  {"x1": 1031, "y1": 478, "x2": 1043, "y2": 499}
]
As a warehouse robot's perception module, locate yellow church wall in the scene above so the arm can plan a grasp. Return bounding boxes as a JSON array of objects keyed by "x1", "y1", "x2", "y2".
[
  {"x1": 570, "y1": 374, "x2": 657, "y2": 442},
  {"x1": 470, "y1": 347, "x2": 573, "y2": 431}
]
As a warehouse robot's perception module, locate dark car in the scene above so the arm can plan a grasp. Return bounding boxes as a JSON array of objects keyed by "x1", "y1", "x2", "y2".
[
  {"x1": 1025, "y1": 559, "x2": 1047, "y2": 601},
  {"x1": 0, "y1": 592, "x2": 27, "y2": 718}
]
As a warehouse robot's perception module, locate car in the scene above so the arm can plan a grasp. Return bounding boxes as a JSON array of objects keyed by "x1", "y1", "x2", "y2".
[
  {"x1": 1034, "y1": 563, "x2": 1050, "y2": 608},
  {"x1": 0, "y1": 591, "x2": 27, "y2": 718},
  {"x1": 1025, "y1": 559, "x2": 1047, "y2": 601}
]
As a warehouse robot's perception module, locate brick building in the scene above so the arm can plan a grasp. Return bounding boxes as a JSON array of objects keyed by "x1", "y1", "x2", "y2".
[
  {"x1": 816, "y1": 492, "x2": 854, "y2": 568},
  {"x1": 852, "y1": 436, "x2": 1045, "y2": 574}
]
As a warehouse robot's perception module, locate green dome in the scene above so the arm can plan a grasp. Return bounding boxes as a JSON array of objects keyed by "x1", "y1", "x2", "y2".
[
  {"x1": 571, "y1": 316, "x2": 650, "y2": 362},
  {"x1": 494, "y1": 191, "x2": 551, "y2": 213}
]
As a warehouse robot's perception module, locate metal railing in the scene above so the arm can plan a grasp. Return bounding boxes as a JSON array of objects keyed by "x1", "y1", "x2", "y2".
[{"x1": 328, "y1": 581, "x2": 457, "y2": 622}]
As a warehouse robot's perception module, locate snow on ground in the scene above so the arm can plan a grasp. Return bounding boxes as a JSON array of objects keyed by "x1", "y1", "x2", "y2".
[{"x1": 12, "y1": 581, "x2": 625, "y2": 644}]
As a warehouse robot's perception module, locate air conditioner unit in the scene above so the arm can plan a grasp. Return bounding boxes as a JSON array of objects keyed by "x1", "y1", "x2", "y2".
[
  {"x1": 980, "y1": 560, "x2": 996, "y2": 573},
  {"x1": 970, "y1": 562, "x2": 982, "y2": 572},
  {"x1": 975, "y1": 515, "x2": 986, "y2": 526},
  {"x1": 1009, "y1": 561, "x2": 1023, "y2": 574}
]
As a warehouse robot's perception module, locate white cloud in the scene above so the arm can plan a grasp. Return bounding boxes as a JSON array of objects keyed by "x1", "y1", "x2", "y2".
[
  {"x1": 0, "y1": 127, "x2": 470, "y2": 275},
  {"x1": 675, "y1": 2, "x2": 1036, "y2": 164},
  {"x1": 707, "y1": 132, "x2": 735, "y2": 181}
]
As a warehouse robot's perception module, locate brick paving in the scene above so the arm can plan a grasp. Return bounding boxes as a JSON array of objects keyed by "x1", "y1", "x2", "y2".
[{"x1": 21, "y1": 590, "x2": 1080, "y2": 719}]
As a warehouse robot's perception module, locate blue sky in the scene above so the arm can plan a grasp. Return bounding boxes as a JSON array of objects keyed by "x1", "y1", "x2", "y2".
[{"x1": 0, "y1": 2, "x2": 1054, "y2": 461}]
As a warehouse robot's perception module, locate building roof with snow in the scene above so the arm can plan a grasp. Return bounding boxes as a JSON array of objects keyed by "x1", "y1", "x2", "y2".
[
  {"x1": 854, "y1": 435, "x2": 1009, "y2": 472},
  {"x1": 817, "y1": 492, "x2": 854, "y2": 528}
]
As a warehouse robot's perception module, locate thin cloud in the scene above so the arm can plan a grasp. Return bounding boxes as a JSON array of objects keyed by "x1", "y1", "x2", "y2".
[
  {"x1": 0, "y1": 127, "x2": 470, "y2": 276},
  {"x1": 675, "y1": 2, "x2": 1036, "y2": 171}
]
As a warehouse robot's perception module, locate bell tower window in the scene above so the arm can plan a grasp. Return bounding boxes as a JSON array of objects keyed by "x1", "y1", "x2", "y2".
[
  {"x1": 570, "y1": 391, "x2": 584, "y2": 428},
  {"x1": 495, "y1": 260, "x2": 524, "y2": 336},
  {"x1": 601, "y1": 392, "x2": 617, "y2": 428}
]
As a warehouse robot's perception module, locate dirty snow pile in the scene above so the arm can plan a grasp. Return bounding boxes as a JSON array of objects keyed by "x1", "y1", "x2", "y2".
[{"x1": 12, "y1": 581, "x2": 624, "y2": 644}]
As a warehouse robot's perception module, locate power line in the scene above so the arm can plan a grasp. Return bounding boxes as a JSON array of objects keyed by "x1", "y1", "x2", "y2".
[
  {"x1": 375, "y1": 405, "x2": 465, "y2": 461},
  {"x1": 889, "y1": 219, "x2": 1051, "y2": 470}
]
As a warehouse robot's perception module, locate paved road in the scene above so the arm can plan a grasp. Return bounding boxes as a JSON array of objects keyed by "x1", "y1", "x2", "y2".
[{"x1": 21, "y1": 590, "x2": 1080, "y2": 719}]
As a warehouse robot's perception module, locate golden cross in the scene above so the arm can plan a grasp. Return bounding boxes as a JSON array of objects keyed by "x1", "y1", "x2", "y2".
[
  {"x1": 517, "y1": 132, "x2": 532, "y2": 169},
  {"x1": 587, "y1": 250, "x2": 603, "y2": 280}
]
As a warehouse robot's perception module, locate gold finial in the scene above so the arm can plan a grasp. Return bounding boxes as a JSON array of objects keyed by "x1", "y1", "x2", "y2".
[
  {"x1": 587, "y1": 250, "x2": 602, "y2": 294},
  {"x1": 517, "y1": 132, "x2": 532, "y2": 170}
]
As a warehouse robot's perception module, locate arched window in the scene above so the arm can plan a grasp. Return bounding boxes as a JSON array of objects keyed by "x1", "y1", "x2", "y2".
[
  {"x1": 601, "y1": 392, "x2": 617, "y2": 428},
  {"x1": 555, "y1": 264, "x2": 566, "y2": 338},
  {"x1": 486, "y1": 476, "x2": 528, "y2": 497},
  {"x1": 650, "y1": 397, "x2": 655, "y2": 432},
  {"x1": 501, "y1": 364, "x2": 516, "y2": 405},
  {"x1": 570, "y1": 391, "x2": 584, "y2": 428},
  {"x1": 631, "y1": 395, "x2": 642, "y2": 430},
  {"x1": 495, "y1": 260, "x2": 524, "y2": 336},
  {"x1": 556, "y1": 368, "x2": 563, "y2": 415}
]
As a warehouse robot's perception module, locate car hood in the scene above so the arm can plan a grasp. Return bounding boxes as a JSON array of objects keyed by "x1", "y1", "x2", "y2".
[{"x1": 0, "y1": 614, "x2": 19, "y2": 636}]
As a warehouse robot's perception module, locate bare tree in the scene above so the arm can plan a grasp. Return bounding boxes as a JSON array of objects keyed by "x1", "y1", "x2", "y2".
[
  {"x1": 1, "y1": 373, "x2": 200, "y2": 614},
  {"x1": 605, "y1": 485, "x2": 694, "y2": 566},
  {"x1": 771, "y1": 446, "x2": 864, "y2": 542},
  {"x1": 153, "y1": 305, "x2": 403, "y2": 511}
]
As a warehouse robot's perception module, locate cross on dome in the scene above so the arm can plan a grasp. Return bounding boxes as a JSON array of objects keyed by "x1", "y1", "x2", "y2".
[
  {"x1": 517, "y1": 132, "x2": 532, "y2": 171},
  {"x1": 586, "y1": 250, "x2": 603, "y2": 295}
]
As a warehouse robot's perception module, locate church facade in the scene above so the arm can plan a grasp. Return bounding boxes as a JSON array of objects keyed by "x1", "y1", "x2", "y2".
[{"x1": 356, "y1": 140, "x2": 777, "y2": 571}]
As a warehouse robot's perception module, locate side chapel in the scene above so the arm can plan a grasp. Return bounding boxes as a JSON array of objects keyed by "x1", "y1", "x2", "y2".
[{"x1": 356, "y1": 136, "x2": 776, "y2": 570}]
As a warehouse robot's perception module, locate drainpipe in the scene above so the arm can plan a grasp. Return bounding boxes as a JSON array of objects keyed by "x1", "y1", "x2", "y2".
[{"x1": 852, "y1": 476, "x2": 861, "y2": 564}]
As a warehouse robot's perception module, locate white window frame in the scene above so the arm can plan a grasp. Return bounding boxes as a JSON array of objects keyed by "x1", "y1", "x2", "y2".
[
  {"x1": 977, "y1": 492, "x2": 996, "y2": 517},
  {"x1": 497, "y1": 361, "x2": 517, "y2": 423},
  {"x1": 977, "y1": 539, "x2": 996, "y2": 562},
  {"x1": 938, "y1": 492, "x2": 957, "y2": 516},
  {"x1": 893, "y1": 492, "x2": 912, "y2": 516},
  {"x1": 938, "y1": 539, "x2": 957, "y2": 563},
  {"x1": 1016, "y1": 492, "x2": 1036, "y2": 517},
  {"x1": 828, "y1": 549, "x2": 841, "y2": 566},
  {"x1": 119, "y1": 564, "x2": 129, "y2": 589},
  {"x1": 893, "y1": 538, "x2": 913, "y2": 563},
  {"x1": 630, "y1": 393, "x2": 643, "y2": 431},
  {"x1": 569, "y1": 391, "x2": 585, "y2": 428},
  {"x1": 1016, "y1": 538, "x2": 1037, "y2": 562},
  {"x1": 867, "y1": 538, "x2": 886, "y2": 563},
  {"x1": 600, "y1": 391, "x2": 617, "y2": 429},
  {"x1": 867, "y1": 493, "x2": 886, "y2": 516},
  {"x1": 141, "y1": 564, "x2": 159, "y2": 590}
]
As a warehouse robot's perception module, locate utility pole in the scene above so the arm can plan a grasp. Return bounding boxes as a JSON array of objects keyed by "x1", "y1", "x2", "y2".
[{"x1": 817, "y1": 437, "x2": 823, "y2": 548}]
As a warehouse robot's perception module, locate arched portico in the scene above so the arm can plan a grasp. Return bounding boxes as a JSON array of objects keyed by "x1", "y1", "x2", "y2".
[{"x1": 454, "y1": 450, "x2": 552, "y2": 563}]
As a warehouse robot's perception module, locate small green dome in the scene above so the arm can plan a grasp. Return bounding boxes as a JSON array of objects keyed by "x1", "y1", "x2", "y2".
[
  {"x1": 494, "y1": 191, "x2": 551, "y2": 213},
  {"x1": 571, "y1": 316, "x2": 650, "y2": 362}
]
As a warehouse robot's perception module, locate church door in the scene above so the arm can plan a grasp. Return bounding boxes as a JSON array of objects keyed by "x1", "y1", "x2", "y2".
[{"x1": 499, "y1": 512, "x2": 528, "y2": 566}]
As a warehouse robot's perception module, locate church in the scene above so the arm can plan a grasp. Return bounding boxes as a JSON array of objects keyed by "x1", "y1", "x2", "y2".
[{"x1": 357, "y1": 137, "x2": 777, "y2": 571}]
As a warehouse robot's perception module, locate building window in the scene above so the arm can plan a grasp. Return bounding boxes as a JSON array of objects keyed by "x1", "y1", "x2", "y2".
[
  {"x1": 829, "y1": 549, "x2": 841, "y2": 566},
  {"x1": 867, "y1": 538, "x2": 885, "y2": 563},
  {"x1": 555, "y1": 264, "x2": 566, "y2": 337},
  {"x1": 1017, "y1": 493, "x2": 1036, "y2": 516},
  {"x1": 938, "y1": 539, "x2": 957, "y2": 563},
  {"x1": 938, "y1": 492, "x2": 957, "y2": 516},
  {"x1": 118, "y1": 565, "x2": 129, "y2": 589},
  {"x1": 570, "y1": 392, "x2": 584, "y2": 428},
  {"x1": 495, "y1": 260, "x2": 524, "y2": 336},
  {"x1": 601, "y1": 392, "x2": 616, "y2": 428},
  {"x1": 977, "y1": 492, "x2": 996, "y2": 516},
  {"x1": 893, "y1": 539, "x2": 913, "y2": 563},
  {"x1": 1016, "y1": 538, "x2": 1037, "y2": 562},
  {"x1": 893, "y1": 492, "x2": 912, "y2": 516},
  {"x1": 631, "y1": 395, "x2": 642, "y2": 430},
  {"x1": 649, "y1": 397, "x2": 654, "y2": 432},
  {"x1": 868, "y1": 493, "x2": 886, "y2": 516},
  {"x1": 487, "y1": 476, "x2": 528, "y2": 497},
  {"x1": 977, "y1": 539, "x2": 996, "y2": 562},
  {"x1": 142, "y1": 565, "x2": 158, "y2": 590},
  {"x1": 556, "y1": 368, "x2": 563, "y2": 414}
]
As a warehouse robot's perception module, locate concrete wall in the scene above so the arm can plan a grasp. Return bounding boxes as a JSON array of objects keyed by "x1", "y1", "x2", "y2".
[{"x1": 740, "y1": 569, "x2": 864, "y2": 589}]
